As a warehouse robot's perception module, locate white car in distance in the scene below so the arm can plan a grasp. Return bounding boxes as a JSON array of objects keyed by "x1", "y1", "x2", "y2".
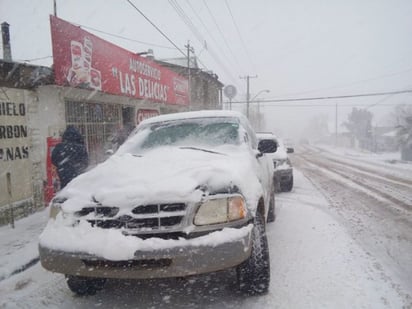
[{"x1": 257, "y1": 132, "x2": 294, "y2": 192}]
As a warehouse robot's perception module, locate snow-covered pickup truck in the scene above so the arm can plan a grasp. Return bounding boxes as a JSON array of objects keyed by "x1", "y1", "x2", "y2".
[{"x1": 39, "y1": 110, "x2": 277, "y2": 296}]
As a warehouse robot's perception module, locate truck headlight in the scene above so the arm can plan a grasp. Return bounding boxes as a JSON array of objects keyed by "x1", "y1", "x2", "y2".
[
  {"x1": 49, "y1": 197, "x2": 67, "y2": 219},
  {"x1": 194, "y1": 196, "x2": 246, "y2": 225}
]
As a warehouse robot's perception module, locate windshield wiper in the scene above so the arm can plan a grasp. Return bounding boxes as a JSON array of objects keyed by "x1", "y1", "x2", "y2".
[{"x1": 179, "y1": 146, "x2": 224, "y2": 155}]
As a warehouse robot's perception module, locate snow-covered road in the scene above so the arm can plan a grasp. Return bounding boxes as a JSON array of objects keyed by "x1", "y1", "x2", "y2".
[
  {"x1": 294, "y1": 145, "x2": 412, "y2": 308},
  {"x1": 0, "y1": 146, "x2": 411, "y2": 308},
  {"x1": 298, "y1": 145, "x2": 412, "y2": 210}
]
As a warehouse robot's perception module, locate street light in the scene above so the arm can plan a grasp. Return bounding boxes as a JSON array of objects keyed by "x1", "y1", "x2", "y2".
[{"x1": 250, "y1": 89, "x2": 270, "y2": 102}]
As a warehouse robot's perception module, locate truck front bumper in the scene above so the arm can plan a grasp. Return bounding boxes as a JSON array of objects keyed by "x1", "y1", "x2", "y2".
[{"x1": 39, "y1": 225, "x2": 253, "y2": 279}]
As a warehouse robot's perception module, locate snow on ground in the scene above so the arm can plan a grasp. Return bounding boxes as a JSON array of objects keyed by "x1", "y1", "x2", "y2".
[
  {"x1": 313, "y1": 144, "x2": 404, "y2": 163},
  {"x1": 266, "y1": 170, "x2": 406, "y2": 309},
  {"x1": 0, "y1": 208, "x2": 48, "y2": 281},
  {"x1": 313, "y1": 144, "x2": 412, "y2": 176},
  {"x1": 0, "y1": 170, "x2": 408, "y2": 308}
]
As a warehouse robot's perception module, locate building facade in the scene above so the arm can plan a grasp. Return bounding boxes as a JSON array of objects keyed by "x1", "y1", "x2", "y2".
[{"x1": 156, "y1": 57, "x2": 223, "y2": 111}]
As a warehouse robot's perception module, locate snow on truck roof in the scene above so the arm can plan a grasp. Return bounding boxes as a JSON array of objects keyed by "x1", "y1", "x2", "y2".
[
  {"x1": 256, "y1": 132, "x2": 278, "y2": 140},
  {"x1": 139, "y1": 110, "x2": 246, "y2": 126}
]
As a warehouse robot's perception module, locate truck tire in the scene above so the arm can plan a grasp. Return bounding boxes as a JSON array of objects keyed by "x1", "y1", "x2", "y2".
[
  {"x1": 66, "y1": 275, "x2": 106, "y2": 296},
  {"x1": 267, "y1": 190, "x2": 276, "y2": 223},
  {"x1": 281, "y1": 176, "x2": 293, "y2": 192},
  {"x1": 236, "y1": 212, "x2": 270, "y2": 295}
]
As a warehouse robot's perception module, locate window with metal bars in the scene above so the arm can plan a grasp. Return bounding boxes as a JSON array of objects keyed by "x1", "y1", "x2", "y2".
[{"x1": 65, "y1": 101, "x2": 122, "y2": 165}]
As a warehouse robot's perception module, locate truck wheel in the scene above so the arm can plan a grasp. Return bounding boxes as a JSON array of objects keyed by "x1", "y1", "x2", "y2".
[
  {"x1": 281, "y1": 176, "x2": 293, "y2": 192},
  {"x1": 267, "y1": 190, "x2": 276, "y2": 223},
  {"x1": 236, "y1": 212, "x2": 270, "y2": 295},
  {"x1": 66, "y1": 275, "x2": 106, "y2": 296}
]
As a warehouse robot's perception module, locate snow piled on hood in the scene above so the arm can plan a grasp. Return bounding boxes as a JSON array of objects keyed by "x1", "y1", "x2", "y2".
[{"x1": 56, "y1": 145, "x2": 263, "y2": 214}]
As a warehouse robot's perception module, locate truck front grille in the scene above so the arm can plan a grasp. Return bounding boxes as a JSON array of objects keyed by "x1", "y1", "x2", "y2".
[{"x1": 81, "y1": 203, "x2": 187, "y2": 231}]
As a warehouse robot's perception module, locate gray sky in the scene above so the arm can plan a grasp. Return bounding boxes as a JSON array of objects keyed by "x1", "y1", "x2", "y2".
[{"x1": 1, "y1": 0, "x2": 412, "y2": 140}]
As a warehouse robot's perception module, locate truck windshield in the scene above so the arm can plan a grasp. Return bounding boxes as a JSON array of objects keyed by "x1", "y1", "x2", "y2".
[{"x1": 120, "y1": 117, "x2": 240, "y2": 154}]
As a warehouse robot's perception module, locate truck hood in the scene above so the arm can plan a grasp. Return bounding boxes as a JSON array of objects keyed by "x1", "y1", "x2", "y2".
[{"x1": 57, "y1": 146, "x2": 263, "y2": 213}]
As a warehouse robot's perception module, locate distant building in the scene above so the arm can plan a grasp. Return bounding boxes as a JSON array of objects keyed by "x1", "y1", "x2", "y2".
[
  {"x1": 156, "y1": 56, "x2": 224, "y2": 110},
  {"x1": 373, "y1": 126, "x2": 399, "y2": 152},
  {"x1": 398, "y1": 116, "x2": 412, "y2": 161}
]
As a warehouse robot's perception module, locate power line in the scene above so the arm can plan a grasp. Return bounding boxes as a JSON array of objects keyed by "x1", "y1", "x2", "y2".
[
  {"x1": 202, "y1": 0, "x2": 243, "y2": 71},
  {"x1": 180, "y1": 0, "x2": 243, "y2": 87},
  {"x1": 75, "y1": 16, "x2": 231, "y2": 82},
  {"x1": 365, "y1": 94, "x2": 395, "y2": 110},
  {"x1": 75, "y1": 23, "x2": 177, "y2": 50},
  {"x1": 229, "y1": 89, "x2": 412, "y2": 104},
  {"x1": 167, "y1": 2, "x2": 201, "y2": 47},
  {"x1": 184, "y1": 1, "x2": 234, "y2": 63},
  {"x1": 169, "y1": 0, "x2": 205, "y2": 45},
  {"x1": 203, "y1": 47, "x2": 243, "y2": 87},
  {"x1": 19, "y1": 56, "x2": 53, "y2": 62},
  {"x1": 128, "y1": 0, "x2": 238, "y2": 86},
  {"x1": 126, "y1": 0, "x2": 187, "y2": 57},
  {"x1": 184, "y1": 0, "x2": 231, "y2": 61},
  {"x1": 274, "y1": 67, "x2": 412, "y2": 98},
  {"x1": 224, "y1": 0, "x2": 256, "y2": 72},
  {"x1": 76, "y1": 2, "x2": 211, "y2": 73},
  {"x1": 256, "y1": 103, "x2": 406, "y2": 108},
  {"x1": 167, "y1": 0, "x2": 210, "y2": 71}
]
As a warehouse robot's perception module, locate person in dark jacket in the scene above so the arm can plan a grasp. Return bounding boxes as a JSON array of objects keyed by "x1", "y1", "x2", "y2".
[{"x1": 51, "y1": 126, "x2": 89, "y2": 189}]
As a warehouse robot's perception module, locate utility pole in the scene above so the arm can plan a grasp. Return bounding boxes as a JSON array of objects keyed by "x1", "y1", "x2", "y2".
[
  {"x1": 6, "y1": 172, "x2": 14, "y2": 228},
  {"x1": 53, "y1": 0, "x2": 57, "y2": 16},
  {"x1": 185, "y1": 41, "x2": 194, "y2": 107},
  {"x1": 240, "y1": 75, "x2": 257, "y2": 118}
]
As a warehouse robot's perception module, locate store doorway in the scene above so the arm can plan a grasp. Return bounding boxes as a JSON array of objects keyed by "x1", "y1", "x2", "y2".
[
  {"x1": 65, "y1": 101, "x2": 122, "y2": 165},
  {"x1": 122, "y1": 106, "x2": 135, "y2": 137},
  {"x1": 122, "y1": 106, "x2": 134, "y2": 127}
]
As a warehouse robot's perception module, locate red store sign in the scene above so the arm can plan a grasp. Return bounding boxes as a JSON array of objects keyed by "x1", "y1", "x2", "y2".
[
  {"x1": 44, "y1": 136, "x2": 61, "y2": 205},
  {"x1": 136, "y1": 109, "x2": 159, "y2": 125},
  {"x1": 50, "y1": 16, "x2": 189, "y2": 106}
]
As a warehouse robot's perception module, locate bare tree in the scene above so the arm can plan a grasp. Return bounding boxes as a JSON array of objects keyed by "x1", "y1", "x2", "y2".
[
  {"x1": 344, "y1": 108, "x2": 373, "y2": 150},
  {"x1": 391, "y1": 104, "x2": 412, "y2": 160}
]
